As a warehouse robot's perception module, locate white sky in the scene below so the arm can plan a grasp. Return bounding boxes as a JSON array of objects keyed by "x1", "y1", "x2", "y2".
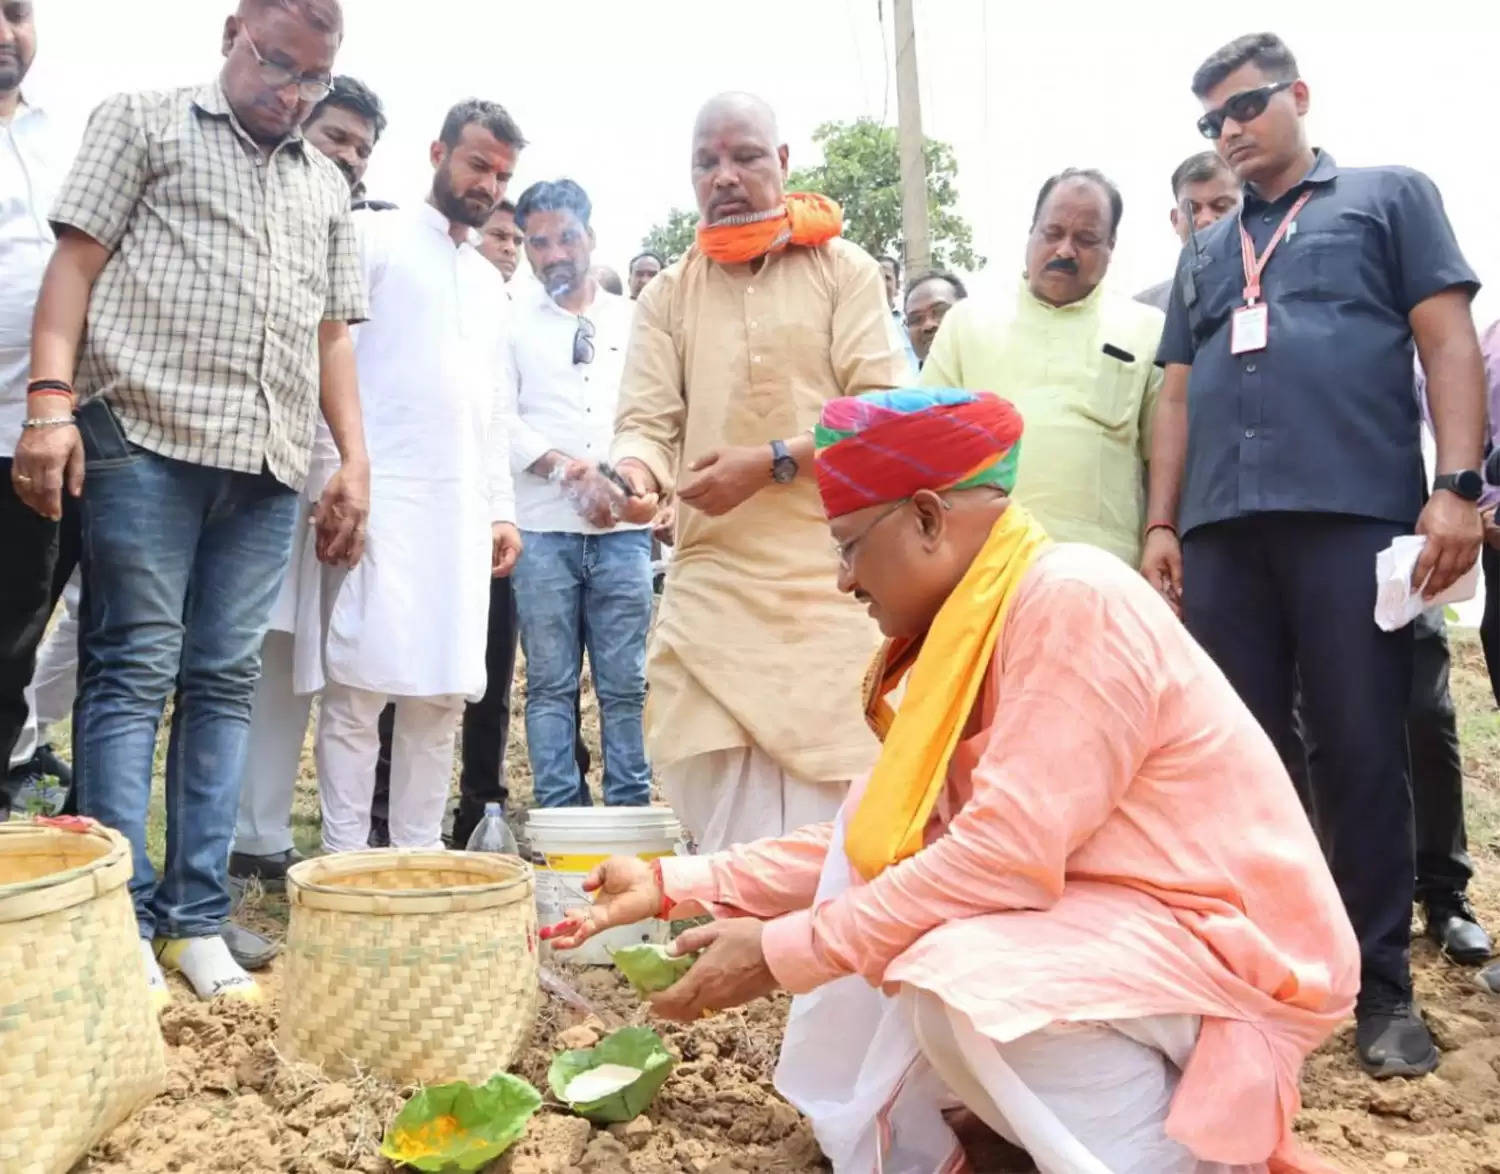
[{"x1": 27, "y1": 0, "x2": 1500, "y2": 324}]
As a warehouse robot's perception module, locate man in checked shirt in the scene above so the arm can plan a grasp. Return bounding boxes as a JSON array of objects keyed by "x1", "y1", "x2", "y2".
[{"x1": 10, "y1": 0, "x2": 369, "y2": 1009}]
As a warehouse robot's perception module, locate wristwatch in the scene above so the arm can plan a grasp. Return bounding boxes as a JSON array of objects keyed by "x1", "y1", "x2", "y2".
[
  {"x1": 770, "y1": 439, "x2": 798, "y2": 484},
  {"x1": 1433, "y1": 470, "x2": 1484, "y2": 502}
]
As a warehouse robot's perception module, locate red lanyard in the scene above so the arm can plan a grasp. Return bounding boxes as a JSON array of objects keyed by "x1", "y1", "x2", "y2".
[{"x1": 1238, "y1": 190, "x2": 1313, "y2": 304}]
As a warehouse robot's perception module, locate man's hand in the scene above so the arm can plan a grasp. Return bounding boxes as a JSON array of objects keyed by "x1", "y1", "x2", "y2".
[
  {"x1": 12, "y1": 423, "x2": 84, "y2": 520},
  {"x1": 1414, "y1": 489, "x2": 1483, "y2": 599},
  {"x1": 651, "y1": 497, "x2": 677, "y2": 546},
  {"x1": 561, "y1": 461, "x2": 625, "y2": 529},
  {"x1": 1139, "y1": 527, "x2": 1183, "y2": 616},
  {"x1": 612, "y1": 457, "x2": 661, "y2": 525},
  {"x1": 677, "y1": 446, "x2": 770, "y2": 518},
  {"x1": 648, "y1": 919, "x2": 778, "y2": 1021},
  {"x1": 491, "y1": 522, "x2": 523, "y2": 577},
  {"x1": 544, "y1": 855, "x2": 663, "y2": 950},
  {"x1": 313, "y1": 458, "x2": 370, "y2": 568},
  {"x1": 1481, "y1": 505, "x2": 1500, "y2": 553}
]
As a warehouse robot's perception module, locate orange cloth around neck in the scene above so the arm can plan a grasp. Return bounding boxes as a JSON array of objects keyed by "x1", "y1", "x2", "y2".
[{"x1": 696, "y1": 193, "x2": 843, "y2": 264}]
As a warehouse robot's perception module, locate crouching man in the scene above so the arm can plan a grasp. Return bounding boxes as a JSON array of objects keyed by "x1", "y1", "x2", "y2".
[{"x1": 552, "y1": 388, "x2": 1359, "y2": 1172}]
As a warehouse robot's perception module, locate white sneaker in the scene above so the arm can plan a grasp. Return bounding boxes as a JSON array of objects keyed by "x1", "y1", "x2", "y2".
[
  {"x1": 155, "y1": 935, "x2": 262, "y2": 1003},
  {"x1": 139, "y1": 938, "x2": 172, "y2": 1014}
]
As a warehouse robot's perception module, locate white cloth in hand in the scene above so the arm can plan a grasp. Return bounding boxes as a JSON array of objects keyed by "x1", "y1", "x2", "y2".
[{"x1": 1374, "y1": 534, "x2": 1479, "y2": 632}]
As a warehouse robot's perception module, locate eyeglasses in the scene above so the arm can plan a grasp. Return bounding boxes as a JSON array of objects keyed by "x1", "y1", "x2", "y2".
[
  {"x1": 832, "y1": 496, "x2": 959, "y2": 571},
  {"x1": 1196, "y1": 81, "x2": 1293, "y2": 140},
  {"x1": 242, "y1": 31, "x2": 333, "y2": 103},
  {"x1": 572, "y1": 317, "x2": 596, "y2": 366}
]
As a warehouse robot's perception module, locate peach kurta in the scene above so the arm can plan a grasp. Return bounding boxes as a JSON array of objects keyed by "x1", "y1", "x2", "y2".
[{"x1": 662, "y1": 543, "x2": 1358, "y2": 1168}]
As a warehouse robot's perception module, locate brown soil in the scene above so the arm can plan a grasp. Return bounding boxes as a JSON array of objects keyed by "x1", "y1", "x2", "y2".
[{"x1": 75, "y1": 645, "x2": 1500, "y2": 1173}]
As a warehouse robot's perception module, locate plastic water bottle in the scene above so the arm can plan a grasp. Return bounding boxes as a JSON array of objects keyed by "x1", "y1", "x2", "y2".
[{"x1": 465, "y1": 802, "x2": 519, "y2": 854}]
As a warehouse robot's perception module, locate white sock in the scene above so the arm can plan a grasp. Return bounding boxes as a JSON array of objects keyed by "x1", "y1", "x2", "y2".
[
  {"x1": 140, "y1": 938, "x2": 171, "y2": 1013},
  {"x1": 157, "y1": 936, "x2": 261, "y2": 1003}
]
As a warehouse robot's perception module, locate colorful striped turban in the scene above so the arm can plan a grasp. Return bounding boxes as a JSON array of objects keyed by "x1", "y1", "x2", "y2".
[{"x1": 815, "y1": 388, "x2": 1025, "y2": 519}]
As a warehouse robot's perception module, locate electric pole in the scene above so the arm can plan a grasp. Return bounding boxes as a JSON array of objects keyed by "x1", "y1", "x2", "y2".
[{"x1": 893, "y1": 0, "x2": 931, "y2": 277}]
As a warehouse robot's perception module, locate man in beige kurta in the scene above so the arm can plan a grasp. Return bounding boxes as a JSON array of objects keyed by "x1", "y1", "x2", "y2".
[{"x1": 611, "y1": 93, "x2": 906, "y2": 851}]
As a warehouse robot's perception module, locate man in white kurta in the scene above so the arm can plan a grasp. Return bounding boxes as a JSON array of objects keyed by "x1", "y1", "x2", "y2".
[{"x1": 308, "y1": 103, "x2": 525, "y2": 853}]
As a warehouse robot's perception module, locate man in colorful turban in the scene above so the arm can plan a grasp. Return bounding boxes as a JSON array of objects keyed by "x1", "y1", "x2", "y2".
[{"x1": 558, "y1": 389, "x2": 1359, "y2": 1172}]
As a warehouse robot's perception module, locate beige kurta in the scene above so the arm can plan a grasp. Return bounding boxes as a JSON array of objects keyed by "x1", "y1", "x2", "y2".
[{"x1": 612, "y1": 238, "x2": 907, "y2": 781}]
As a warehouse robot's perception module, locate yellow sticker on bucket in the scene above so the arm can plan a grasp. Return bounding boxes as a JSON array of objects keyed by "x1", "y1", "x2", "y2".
[{"x1": 542, "y1": 851, "x2": 673, "y2": 874}]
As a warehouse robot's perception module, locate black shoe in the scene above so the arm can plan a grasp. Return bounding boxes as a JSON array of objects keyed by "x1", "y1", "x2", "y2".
[
  {"x1": 227, "y1": 847, "x2": 304, "y2": 889},
  {"x1": 5, "y1": 755, "x2": 69, "y2": 817},
  {"x1": 31, "y1": 743, "x2": 73, "y2": 788},
  {"x1": 222, "y1": 921, "x2": 280, "y2": 970},
  {"x1": 1355, "y1": 1003, "x2": 1439, "y2": 1078},
  {"x1": 1425, "y1": 897, "x2": 1493, "y2": 966},
  {"x1": 367, "y1": 817, "x2": 390, "y2": 848}
]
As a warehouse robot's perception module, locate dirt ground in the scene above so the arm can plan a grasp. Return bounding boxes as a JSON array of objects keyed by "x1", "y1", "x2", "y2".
[{"x1": 73, "y1": 638, "x2": 1500, "y2": 1173}]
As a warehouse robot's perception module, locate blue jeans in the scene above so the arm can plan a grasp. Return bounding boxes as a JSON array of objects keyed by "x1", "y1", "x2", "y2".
[
  {"x1": 73, "y1": 401, "x2": 297, "y2": 939},
  {"x1": 513, "y1": 530, "x2": 652, "y2": 808}
]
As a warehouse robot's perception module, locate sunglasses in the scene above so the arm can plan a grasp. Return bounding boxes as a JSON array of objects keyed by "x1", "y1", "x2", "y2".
[
  {"x1": 1197, "y1": 80, "x2": 1293, "y2": 140},
  {"x1": 572, "y1": 316, "x2": 595, "y2": 366}
]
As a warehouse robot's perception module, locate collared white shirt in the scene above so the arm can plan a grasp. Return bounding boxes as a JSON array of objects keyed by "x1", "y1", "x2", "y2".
[
  {"x1": 1, "y1": 104, "x2": 62, "y2": 451},
  {"x1": 507, "y1": 278, "x2": 646, "y2": 534}
]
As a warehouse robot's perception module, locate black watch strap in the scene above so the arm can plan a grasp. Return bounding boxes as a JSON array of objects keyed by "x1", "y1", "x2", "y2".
[{"x1": 1434, "y1": 470, "x2": 1483, "y2": 502}]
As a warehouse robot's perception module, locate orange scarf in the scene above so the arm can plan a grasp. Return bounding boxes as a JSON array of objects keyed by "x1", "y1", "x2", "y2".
[{"x1": 696, "y1": 193, "x2": 843, "y2": 264}]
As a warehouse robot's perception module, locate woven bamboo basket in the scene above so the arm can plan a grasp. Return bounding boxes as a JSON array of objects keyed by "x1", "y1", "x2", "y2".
[
  {"x1": 279, "y1": 848, "x2": 539, "y2": 1085},
  {"x1": 0, "y1": 821, "x2": 167, "y2": 1174}
]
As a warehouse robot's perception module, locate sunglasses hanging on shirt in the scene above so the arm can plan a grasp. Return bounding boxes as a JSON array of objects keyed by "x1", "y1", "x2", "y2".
[
  {"x1": 573, "y1": 316, "x2": 596, "y2": 366},
  {"x1": 1197, "y1": 80, "x2": 1294, "y2": 140}
]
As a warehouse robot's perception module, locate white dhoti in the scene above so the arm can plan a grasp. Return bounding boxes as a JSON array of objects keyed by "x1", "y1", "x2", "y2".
[
  {"x1": 775, "y1": 812, "x2": 1267, "y2": 1174},
  {"x1": 233, "y1": 629, "x2": 313, "y2": 857},
  {"x1": 315, "y1": 684, "x2": 463, "y2": 854},
  {"x1": 660, "y1": 745, "x2": 847, "y2": 852}
]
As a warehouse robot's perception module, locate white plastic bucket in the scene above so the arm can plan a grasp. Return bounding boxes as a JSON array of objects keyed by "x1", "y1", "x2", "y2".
[{"x1": 526, "y1": 806, "x2": 682, "y2": 966}]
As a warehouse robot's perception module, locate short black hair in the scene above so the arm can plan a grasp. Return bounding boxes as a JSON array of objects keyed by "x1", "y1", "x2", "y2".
[
  {"x1": 905, "y1": 270, "x2": 968, "y2": 306},
  {"x1": 307, "y1": 75, "x2": 387, "y2": 142},
  {"x1": 1169, "y1": 150, "x2": 1234, "y2": 200},
  {"x1": 879, "y1": 255, "x2": 901, "y2": 275},
  {"x1": 1032, "y1": 168, "x2": 1123, "y2": 241},
  {"x1": 629, "y1": 251, "x2": 664, "y2": 272},
  {"x1": 514, "y1": 179, "x2": 592, "y2": 231},
  {"x1": 439, "y1": 98, "x2": 527, "y2": 151},
  {"x1": 1191, "y1": 33, "x2": 1300, "y2": 97},
  {"x1": 491, "y1": 198, "x2": 517, "y2": 216}
]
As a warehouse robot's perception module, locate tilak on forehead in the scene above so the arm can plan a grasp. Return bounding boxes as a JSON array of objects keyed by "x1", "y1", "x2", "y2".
[{"x1": 815, "y1": 388, "x2": 1025, "y2": 519}]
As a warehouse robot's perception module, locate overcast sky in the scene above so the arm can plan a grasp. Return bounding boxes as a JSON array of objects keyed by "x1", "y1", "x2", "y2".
[{"x1": 27, "y1": 0, "x2": 1500, "y2": 323}]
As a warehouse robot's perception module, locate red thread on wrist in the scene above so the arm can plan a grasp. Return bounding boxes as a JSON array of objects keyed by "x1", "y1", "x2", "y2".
[{"x1": 1146, "y1": 522, "x2": 1178, "y2": 538}]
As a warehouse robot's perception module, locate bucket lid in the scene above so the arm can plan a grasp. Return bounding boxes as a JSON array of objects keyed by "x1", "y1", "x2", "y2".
[{"x1": 524, "y1": 806, "x2": 681, "y2": 834}]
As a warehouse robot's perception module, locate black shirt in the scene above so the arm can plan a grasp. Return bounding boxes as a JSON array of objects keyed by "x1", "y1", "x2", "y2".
[{"x1": 1157, "y1": 151, "x2": 1478, "y2": 536}]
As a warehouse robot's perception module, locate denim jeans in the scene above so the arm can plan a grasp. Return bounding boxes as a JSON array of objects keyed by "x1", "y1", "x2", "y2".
[
  {"x1": 72, "y1": 400, "x2": 297, "y2": 939},
  {"x1": 513, "y1": 529, "x2": 652, "y2": 808}
]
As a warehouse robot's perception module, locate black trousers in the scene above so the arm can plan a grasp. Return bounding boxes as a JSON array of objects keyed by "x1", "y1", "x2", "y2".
[
  {"x1": 0, "y1": 459, "x2": 81, "y2": 814},
  {"x1": 1285, "y1": 609, "x2": 1472, "y2": 906},
  {"x1": 1183, "y1": 513, "x2": 1415, "y2": 1005},
  {"x1": 1483, "y1": 545, "x2": 1500, "y2": 709}
]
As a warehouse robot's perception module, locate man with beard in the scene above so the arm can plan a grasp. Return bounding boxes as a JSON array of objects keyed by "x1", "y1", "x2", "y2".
[
  {"x1": 301, "y1": 99, "x2": 523, "y2": 854},
  {"x1": 506, "y1": 179, "x2": 652, "y2": 811},
  {"x1": 920, "y1": 170, "x2": 1164, "y2": 567},
  {"x1": 610, "y1": 92, "x2": 907, "y2": 852},
  {"x1": 14, "y1": 0, "x2": 369, "y2": 1007}
]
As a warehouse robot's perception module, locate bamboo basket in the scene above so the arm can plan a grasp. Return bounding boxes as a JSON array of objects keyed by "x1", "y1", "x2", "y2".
[
  {"x1": 0, "y1": 821, "x2": 167, "y2": 1174},
  {"x1": 279, "y1": 849, "x2": 539, "y2": 1085}
]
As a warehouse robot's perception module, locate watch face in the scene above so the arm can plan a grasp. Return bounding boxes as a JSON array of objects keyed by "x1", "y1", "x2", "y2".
[
  {"x1": 1457, "y1": 470, "x2": 1484, "y2": 500},
  {"x1": 772, "y1": 457, "x2": 798, "y2": 484}
]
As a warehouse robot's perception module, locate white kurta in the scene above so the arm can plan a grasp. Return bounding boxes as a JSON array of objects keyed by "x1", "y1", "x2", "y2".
[{"x1": 271, "y1": 202, "x2": 515, "y2": 700}]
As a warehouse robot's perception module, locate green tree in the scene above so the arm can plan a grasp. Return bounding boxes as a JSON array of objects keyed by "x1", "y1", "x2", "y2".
[
  {"x1": 787, "y1": 117, "x2": 983, "y2": 273},
  {"x1": 639, "y1": 207, "x2": 700, "y2": 264}
]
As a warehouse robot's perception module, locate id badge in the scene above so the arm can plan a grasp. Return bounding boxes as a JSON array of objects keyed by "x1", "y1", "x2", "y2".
[{"x1": 1231, "y1": 303, "x2": 1269, "y2": 355}]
